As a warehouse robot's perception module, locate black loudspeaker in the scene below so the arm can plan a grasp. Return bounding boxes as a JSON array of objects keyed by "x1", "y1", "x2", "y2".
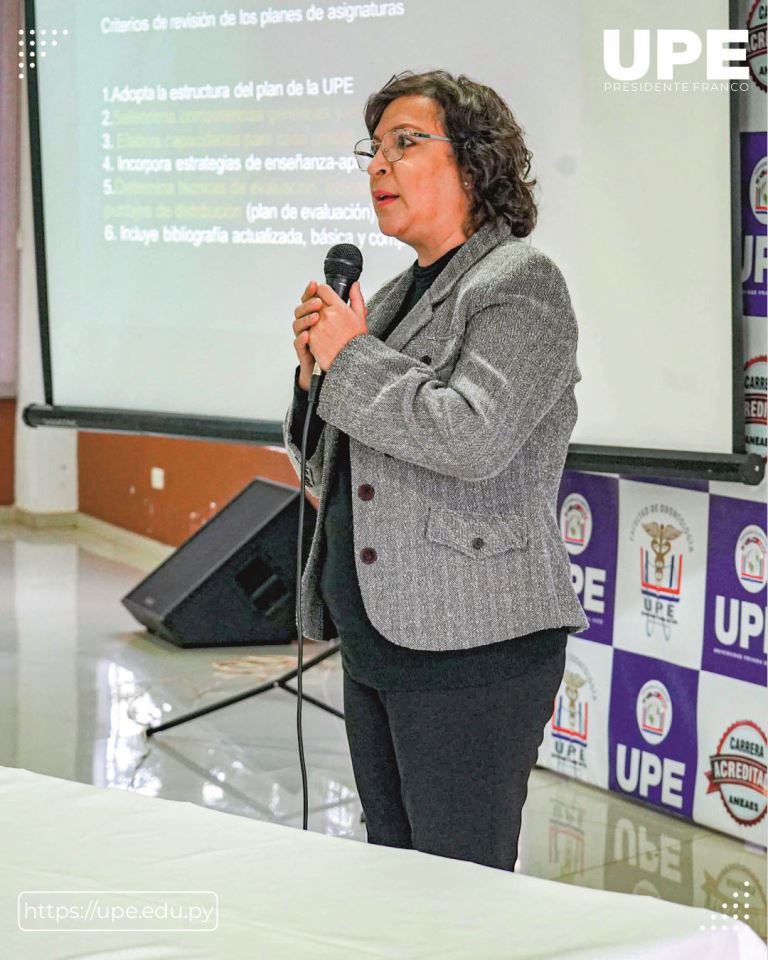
[{"x1": 122, "y1": 478, "x2": 318, "y2": 648}]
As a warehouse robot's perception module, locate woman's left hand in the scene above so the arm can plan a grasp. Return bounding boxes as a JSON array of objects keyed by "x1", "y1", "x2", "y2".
[{"x1": 300, "y1": 280, "x2": 368, "y2": 372}]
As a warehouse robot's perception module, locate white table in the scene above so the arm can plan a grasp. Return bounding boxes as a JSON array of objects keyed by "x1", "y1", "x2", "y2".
[{"x1": 0, "y1": 765, "x2": 764, "y2": 959}]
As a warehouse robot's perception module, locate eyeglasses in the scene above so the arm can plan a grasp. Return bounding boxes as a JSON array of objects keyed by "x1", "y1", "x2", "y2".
[{"x1": 353, "y1": 128, "x2": 453, "y2": 172}]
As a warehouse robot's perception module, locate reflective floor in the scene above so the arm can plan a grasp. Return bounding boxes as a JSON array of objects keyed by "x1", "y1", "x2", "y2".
[{"x1": 0, "y1": 521, "x2": 765, "y2": 942}]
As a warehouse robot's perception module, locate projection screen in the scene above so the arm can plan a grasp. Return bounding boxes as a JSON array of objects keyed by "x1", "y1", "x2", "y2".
[{"x1": 23, "y1": 0, "x2": 753, "y2": 478}]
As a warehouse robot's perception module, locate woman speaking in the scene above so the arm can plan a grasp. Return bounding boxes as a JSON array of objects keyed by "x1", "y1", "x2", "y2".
[{"x1": 283, "y1": 69, "x2": 589, "y2": 871}]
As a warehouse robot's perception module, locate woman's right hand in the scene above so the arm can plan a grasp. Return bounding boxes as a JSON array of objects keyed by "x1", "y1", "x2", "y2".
[{"x1": 293, "y1": 279, "x2": 322, "y2": 392}]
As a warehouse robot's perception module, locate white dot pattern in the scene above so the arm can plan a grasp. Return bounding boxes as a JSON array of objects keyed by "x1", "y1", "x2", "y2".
[{"x1": 16, "y1": 25, "x2": 68, "y2": 81}]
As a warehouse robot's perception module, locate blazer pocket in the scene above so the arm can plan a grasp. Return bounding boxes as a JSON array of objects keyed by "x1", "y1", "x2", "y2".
[{"x1": 425, "y1": 505, "x2": 529, "y2": 559}]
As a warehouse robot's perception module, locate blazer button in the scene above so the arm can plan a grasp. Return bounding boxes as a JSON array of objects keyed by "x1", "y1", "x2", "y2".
[
  {"x1": 472, "y1": 537, "x2": 484, "y2": 550},
  {"x1": 358, "y1": 483, "x2": 375, "y2": 501},
  {"x1": 360, "y1": 547, "x2": 378, "y2": 564},
  {"x1": 420, "y1": 354, "x2": 432, "y2": 365}
]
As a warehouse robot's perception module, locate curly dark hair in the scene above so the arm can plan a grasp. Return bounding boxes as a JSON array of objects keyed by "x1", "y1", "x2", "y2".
[{"x1": 364, "y1": 70, "x2": 537, "y2": 238}]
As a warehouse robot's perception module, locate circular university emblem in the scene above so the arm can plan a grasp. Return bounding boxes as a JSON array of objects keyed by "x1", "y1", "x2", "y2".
[
  {"x1": 636, "y1": 679, "x2": 673, "y2": 746},
  {"x1": 749, "y1": 157, "x2": 767, "y2": 226},
  {"x1": 706, "y1": 720, "x2": 767, "y2": 827},
  {"x1": 560, "y1": 493, "x2": 592, "y2": 556},
  {"x1": 734, "y1": 524, "x2": 768, "y2": 594}
]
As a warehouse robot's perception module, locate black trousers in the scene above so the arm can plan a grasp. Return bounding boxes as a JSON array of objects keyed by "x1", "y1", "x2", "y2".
[{"x1": 342, "y1": 645, "x2": 566, "y2": 872}]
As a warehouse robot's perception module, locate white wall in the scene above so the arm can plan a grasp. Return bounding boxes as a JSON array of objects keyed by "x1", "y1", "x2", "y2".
[
  {"x1": 14, "y1": 78, "x2": 77, "y2": 514},
  {"x1": 0, "y1": 0, "x2": 21, "y2": 398}
]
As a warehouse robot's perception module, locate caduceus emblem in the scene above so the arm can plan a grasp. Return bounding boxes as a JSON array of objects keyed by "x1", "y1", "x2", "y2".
[
  {"x1": 563, "y1": 671, "x2": 586, "y2": 729},
  {"x1": 642, "y1": 522, "x2": 682, "y2": 583}
]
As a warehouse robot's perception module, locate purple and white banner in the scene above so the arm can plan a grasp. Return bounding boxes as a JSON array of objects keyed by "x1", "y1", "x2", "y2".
[
  {"x1": 558, "y1": 471, "x2": 619, "y2": 645},
  {"x1": 538, "y1": 636, "x2": 612, "y2": 789},
  {"x1": 609, "y1": 650, "x2": 698, "y2": 818},
  {"x1": 740, "y1": 131, "x2": 767, "y2": 317},
  {"x1": 613, "y1": 480, "x2": 709, "y2": 670},
  {"x1": 694, "y1": 671, "x2": 767, "y2": 842},
  {"x1": 702, "y1": 494, "x2": 767, "y2": 686}
]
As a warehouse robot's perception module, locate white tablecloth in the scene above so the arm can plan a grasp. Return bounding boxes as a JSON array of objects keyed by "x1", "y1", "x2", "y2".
[{"x1": 0, "y1": 765, "x2": 764, "y2": 959}]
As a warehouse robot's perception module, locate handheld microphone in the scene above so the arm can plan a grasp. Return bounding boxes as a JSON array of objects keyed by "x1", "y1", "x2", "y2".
[{"x1": 308, "y1": 244, "x2": 363, "y2": 402}]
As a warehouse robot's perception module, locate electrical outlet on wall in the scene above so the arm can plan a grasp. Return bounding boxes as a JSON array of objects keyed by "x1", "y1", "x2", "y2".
[{"x1": 150, "y1": 467, "x2": 165, "y2": 490}]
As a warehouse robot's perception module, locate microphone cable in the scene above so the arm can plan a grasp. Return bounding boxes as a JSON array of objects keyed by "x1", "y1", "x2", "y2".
[
  {"x1": 295, "y1": 384, "x2": 318, "y2": 832},
  {"x1": 293, "y1": 243, "x2": 363, "y2": 832}
]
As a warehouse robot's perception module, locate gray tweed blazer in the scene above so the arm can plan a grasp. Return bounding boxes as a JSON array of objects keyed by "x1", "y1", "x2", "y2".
[{"x1": 283, "y1": 218, "x2": 589, "y2": 650}]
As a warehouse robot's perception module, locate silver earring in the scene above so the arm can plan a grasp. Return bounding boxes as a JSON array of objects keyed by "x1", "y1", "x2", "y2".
[{"x1": 463, "y1": 180, "x2": 470, "y2": 187}]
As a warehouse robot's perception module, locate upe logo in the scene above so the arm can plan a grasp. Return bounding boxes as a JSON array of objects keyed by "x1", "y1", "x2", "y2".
[
  {"x1": 552, "y1": 670, "x2": 589, "y2": 747},
  {"x1": 560, "y1": 493, "x2": 592, "y2": 556},
  {"x1": 551, "y1": 668, "x2": 590, "y2": 769},
  {"x1": 735, "y1": 525, "x2": 768, "y2": 594},
  {"x1": 636, "y1": 680, "x2": 673, "y2": 745},
  {"x1": 749, "y1": 157, "x2": 767, "y2": 225},
  {"x1": 640, "y1": 521, "x2": 684, "y2": 640},
  {"x1": 603, "y1": 29, "x2": 749, "y2": 80},
  {"x1": 716, "y1": 522, "x2": 768, "y2": 661},
  {"x1": 548, "y1": 654, "x2": 598, "y2": 776},
  {"x1": 561, "y1": 493, "x2": 607, "y2": 620},
  {"x1": 705, "y1": 720, "x2": 767, "y2": 827},
  {"x1": 615, "y1": 679, "x2": 685, "y2": 809}
]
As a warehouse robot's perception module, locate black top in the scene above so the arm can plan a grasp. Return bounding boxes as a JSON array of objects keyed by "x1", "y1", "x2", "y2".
[{"x1": 291, "y1": 244, "x2": 567, "y2": 690}]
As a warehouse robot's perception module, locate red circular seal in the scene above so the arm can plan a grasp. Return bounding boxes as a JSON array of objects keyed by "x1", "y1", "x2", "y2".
[
  {"x1": 706, "y1": 720, "x2": 767, "y2": 827},
  {"x1": 747, "y1": 0, "x2": 767, "y2": 92}
]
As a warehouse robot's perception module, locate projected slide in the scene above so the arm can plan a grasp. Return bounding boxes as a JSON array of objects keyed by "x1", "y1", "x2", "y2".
[{"x1": 32, "y1": 0, "x2": 735, "y2": 456}]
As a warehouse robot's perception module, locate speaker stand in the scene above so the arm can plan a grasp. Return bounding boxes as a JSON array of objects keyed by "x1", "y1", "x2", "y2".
[{"x1": 144, "y1": 641, "x2": 343, "y2": 737}]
